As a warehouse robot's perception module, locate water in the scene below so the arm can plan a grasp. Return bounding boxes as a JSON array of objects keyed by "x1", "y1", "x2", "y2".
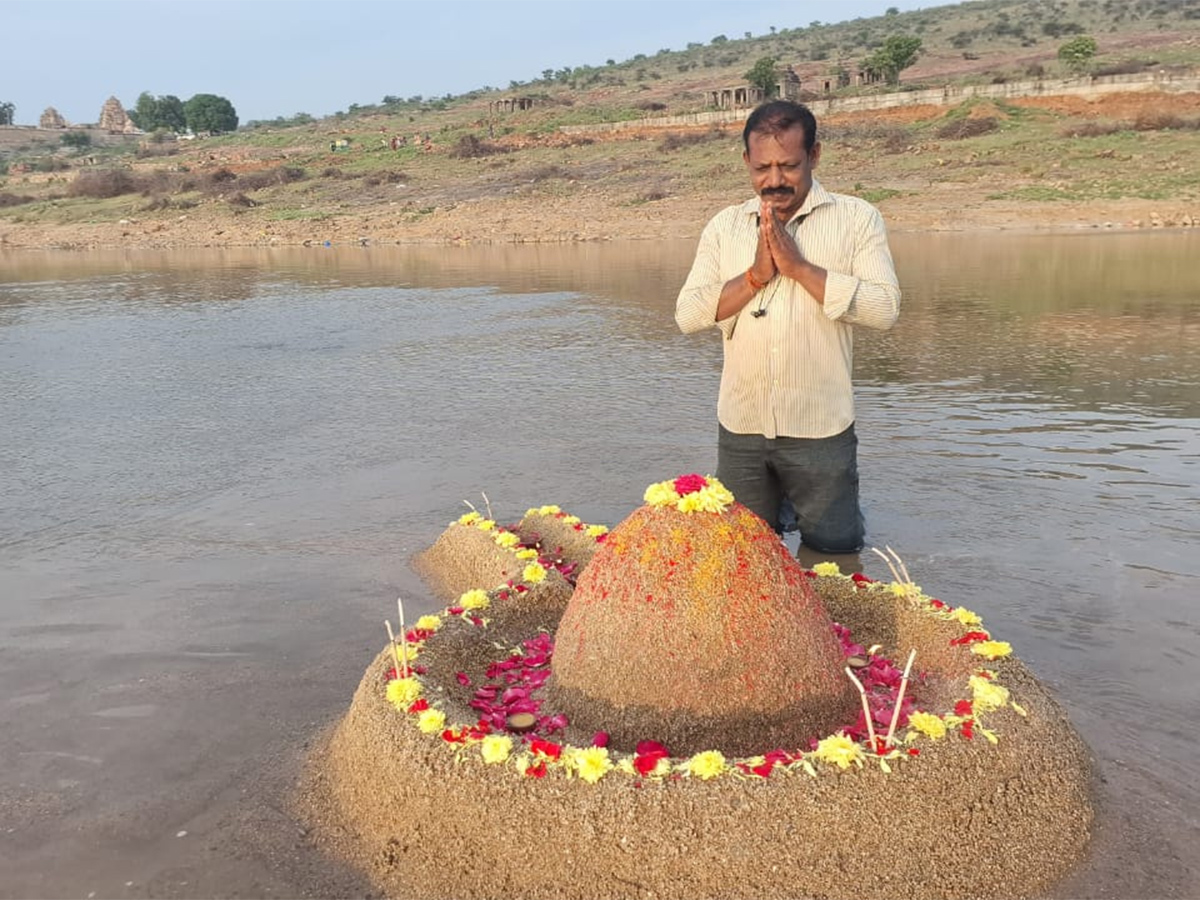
[{"x1": 1, "y1": 233, "x2": 1198, "y2": 898}]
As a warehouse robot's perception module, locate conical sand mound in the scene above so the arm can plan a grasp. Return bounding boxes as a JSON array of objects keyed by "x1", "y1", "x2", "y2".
[{"x1": 550, "y1": 498, "x2": 858, "y2": 755}]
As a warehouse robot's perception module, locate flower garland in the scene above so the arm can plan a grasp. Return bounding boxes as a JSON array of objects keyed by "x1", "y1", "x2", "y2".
[
  {"x1": 387, "y1": 507, "x2": 1022, "y2": 784},
  {"x1": 643, "y1": 474, "x2": 735, "y2": 515}
]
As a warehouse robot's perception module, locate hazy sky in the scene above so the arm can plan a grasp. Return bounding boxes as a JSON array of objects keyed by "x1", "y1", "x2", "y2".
[{"x1": 6, "y1": 0, "x2": 944, "y2": 126}]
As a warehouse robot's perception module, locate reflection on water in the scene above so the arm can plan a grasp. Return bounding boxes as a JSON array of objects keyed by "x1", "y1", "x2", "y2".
[{"x1": 1, "y1": 232, "x2": 1198, "y2": 896}]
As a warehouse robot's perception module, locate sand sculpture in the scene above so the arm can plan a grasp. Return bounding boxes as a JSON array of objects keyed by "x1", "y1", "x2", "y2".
[{"x1": 309, "y1": 474, "x2": 1094, "y2": 900}]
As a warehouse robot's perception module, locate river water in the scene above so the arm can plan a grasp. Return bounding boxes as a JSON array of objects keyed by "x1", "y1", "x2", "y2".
[{"x1": 1, "y1": 233, "x2": 1198, "y2": 898}]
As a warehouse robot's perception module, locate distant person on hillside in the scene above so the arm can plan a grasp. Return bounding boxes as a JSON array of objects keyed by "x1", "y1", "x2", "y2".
[{"x1": 675, "y1": 100, "x2": 901, "y2": 555}]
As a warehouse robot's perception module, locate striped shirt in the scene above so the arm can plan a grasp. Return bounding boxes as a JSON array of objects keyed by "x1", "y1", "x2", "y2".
[{"x1": 675, "y1": 178, "x2": 901, "y2": 440}]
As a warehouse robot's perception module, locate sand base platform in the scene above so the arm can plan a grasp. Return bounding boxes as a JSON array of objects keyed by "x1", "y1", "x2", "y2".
[{"x1": 304, "y1": 503, "x2": 1094, "y2": 900}]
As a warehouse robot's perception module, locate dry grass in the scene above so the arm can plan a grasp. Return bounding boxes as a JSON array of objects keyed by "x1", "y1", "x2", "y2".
[
  {"x1": 68, "y1": 169, "x2": 137, "y2": 199},
  {"x1": 658, "y1": 127, "x2": 728, "y2": 152},
  {"x1": 935, "y1": 116, "x2": 1000, "y2": 140},
  {"x1": 0, "y1": 192, "x2": 36, "y2": 208}
]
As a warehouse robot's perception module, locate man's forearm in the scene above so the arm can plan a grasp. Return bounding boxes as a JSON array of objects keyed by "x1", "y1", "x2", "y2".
[
  {"x1": 777, "y1": 259, "x2": 828, "y2": 305},
  {"x1": 716, "y1": 271, "x2": 761, "y2": 321}
]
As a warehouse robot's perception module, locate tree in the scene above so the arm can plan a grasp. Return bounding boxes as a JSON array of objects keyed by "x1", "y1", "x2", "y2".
[
  {"x1": 129, "y1": 92, "x2": 185, "y2": 132},
  {"x1": 745, "y1": 57, "x2": 780, "y2": 97},
  {"x1": 0, "y1": 101, "x2": 15, "y2": 125},
  {"x1": 862, "y1": 34, "x2": 923, "y2": 86},
  {"x1": 711, "y1": 34, "x2": 728, "y2": 44},
  {"x1": 61, "y1": 131, "x2": 92, "y2": 149},
  {"x1": 183, "y1": 93, "x2": 238, "y2": 133},
  {"x1": 1058, "y1": 35, "x2": 1098, "y2": 75}
]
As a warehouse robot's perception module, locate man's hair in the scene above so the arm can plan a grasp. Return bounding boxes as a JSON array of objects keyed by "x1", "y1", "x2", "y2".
[{"x1": 743, "y1": 100, "x2": 818, "y2": 153}]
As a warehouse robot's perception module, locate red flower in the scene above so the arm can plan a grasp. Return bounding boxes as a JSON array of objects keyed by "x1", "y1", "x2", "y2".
[
  {"x1": 592, "y1": 731, "x2": 610, "y2": 748},
  {"x1": 530, "y1": 739, "x2": 562, "y2": 761},
  {"x1": 525, "y1": 761, "x2": 547, "y2": 778},
  {"x1": 908, "y1": 747, "x2": 920, "y2": 756},
  {"x1": 632, "y1": 739, "x2": 670, "y2": 775},
  {"x1": 751, "y1": 760, "x2": 775, "y2": 778},
  {"x1": 408, "y1": 698, "x2": 429, "y2": 713},
  {"x1": 673, "y1": 474, "x2": 709, "y2": 496},
  {"x1": 634, "y1": 754, "x2": 663, "y2": 776},
  {"x1": 961, "y1": 719, "x2": 975, "y2": 740},
  {"x1": 929, "y1": 599, "x2": 946, "y2": 610},
  {"x1": 635, "y1": 740, "x2": 668, "y2": 756},
  {"x1": 456, "y1": 672, "x2": 472, "y2": 686},
  {"x1": 950, "y1": 631, "x2": 990, "y2": 646},
  {"x1": 954, "y1": 699, "x2": 974, "y2": 716},
  {"x1": 442, "y1": 728, "x2": 466, "y2": 744},
  {"x1": 851, "y1": 572, "x2": 874, "y2": 584}
]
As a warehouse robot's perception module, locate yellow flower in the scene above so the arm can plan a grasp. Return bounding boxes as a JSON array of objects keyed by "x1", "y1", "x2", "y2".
[
  {"x1": 476, "y1": 519, "x2": 496, "y2": 532},
  {"x1": 494, "y1": 531, "x2": 519, "y2": 549},
  {"x1": 969, "y1": 675, "x2": 1010, "y2": 712},
  {"x1": 890, "y1": 581, "x2": 920, "y2": 597},
  {"x1": 415, "y1": 615, "x2": 441, "y2": 632},
  {"x1": 686, "y1": 750, "x2": 727, "y2": 780},
  {"x1": 562, "y1": 515, "x2": 581, "y2": 525},
  {"x1": 906, "y1": 711, "x2": 947, "y2": 740},
  {"x1": 479, "y1": 734, "x2": 513, "y2": 764},
  {"x1": 457, "y1": 511, "x2": 482, "y2": 525},
  {"x1": 644, "y1": 481, "x2": 678, "y2": 507},
  {"x1": 526, "y1": 504, "x2": 561, "y2": 517},
  {"x1": 673, "y1": 480, "x2": 735, "y2": 514},
  {"x1": 698, "y1": 480, "x2": 735, "y2": 511},
  {"x1": 386, "y1": 677, "x2": 421, "y2": 707},
  {"x1": 813, "y1": 733, "x2": 865, "y2": 769},
  {"x1": 971, "y1": 640, "x2": 1013, "y2": 660},
  {"x1": 417, "y1": 708, "x2": 446, "y2": 734},
  {"x1": 586, "y1": 524, "x2": 608, "y2": 537},
  {"x1": 515, "y1": 548, "x2": 538, "y2": 560},
  {"x1": 953, "y1": 607, "x2": 982, "y2": 627},
  {"x1": 458, "y1": 589, "x2": 490, "y2": 610},
  {"x1": 523, "y1": 562, "x2": 547, "y2": 584},
  {"x1": 572, "y1": 746, "x2": 612, "y2": 783},
  {"x1": 813, "y1": 561, "x2": 841, "y2": 577}
]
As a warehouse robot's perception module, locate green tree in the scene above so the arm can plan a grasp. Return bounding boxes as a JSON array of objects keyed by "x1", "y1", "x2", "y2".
[
  {"x1": 745, "y1": 57, "x2": 780, "y2": 97},
  {"x1": 183, "y1": 93, "x2": 238, "y2": 133},
  {"x1": 1058, "y1": 35, "x2": 1098, "y2": 75},
  {"x1": 61, "y1": 131, "x2": 92, "y2": 149},
  {"x1": 0, "y1": 101, "x2": 15, "y2": 125},
  {"x1": 862, "y1": 34, "x2": 923, "y2": 85},
  {"x1": 129, "y1": 92, "x2": 185, "y2": 132}
]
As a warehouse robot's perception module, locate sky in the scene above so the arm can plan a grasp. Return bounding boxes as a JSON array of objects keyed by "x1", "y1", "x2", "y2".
[{"x1": 5, "y1": 0, "x2": 946, "y2": 126}]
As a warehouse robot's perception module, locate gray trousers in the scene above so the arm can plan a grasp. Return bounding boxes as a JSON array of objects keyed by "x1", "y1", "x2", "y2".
[{"x1": 716, "y1": 422, "x2": 865, "y2": 553}]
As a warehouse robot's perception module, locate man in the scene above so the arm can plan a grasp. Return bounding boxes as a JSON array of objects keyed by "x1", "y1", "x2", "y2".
[{"x1": 675, "y1": 100, "x2": 900, "y2": 554}]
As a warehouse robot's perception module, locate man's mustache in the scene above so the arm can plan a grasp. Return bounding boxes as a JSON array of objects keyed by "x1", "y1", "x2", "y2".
[{"x1": 761, "y1": 187, "x2": 794, "y2": 196}]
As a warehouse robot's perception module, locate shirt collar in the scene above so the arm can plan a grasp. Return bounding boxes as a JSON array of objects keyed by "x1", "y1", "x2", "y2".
[{"x1": 741, "y1": 177, "x2": 833, "y2": 223}]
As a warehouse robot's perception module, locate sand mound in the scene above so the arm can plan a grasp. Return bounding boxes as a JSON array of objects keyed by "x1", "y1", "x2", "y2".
[{"x1": 551, "y1": 501, "x2": 857, "y2": 755}]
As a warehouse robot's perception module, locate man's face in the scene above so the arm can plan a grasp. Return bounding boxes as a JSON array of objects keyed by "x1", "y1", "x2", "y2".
[{"x1": 744, "y1": 125, "x2": 821, "y2": 219}]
